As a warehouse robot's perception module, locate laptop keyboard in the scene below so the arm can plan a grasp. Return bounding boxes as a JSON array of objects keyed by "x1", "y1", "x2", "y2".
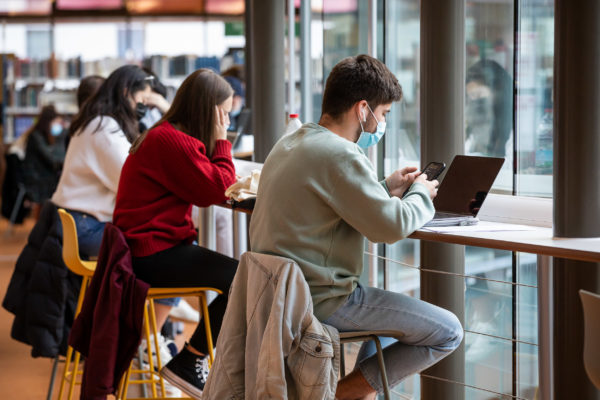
[{"x1": 434, "y1": 211, "x2": 467, "y2": 219}]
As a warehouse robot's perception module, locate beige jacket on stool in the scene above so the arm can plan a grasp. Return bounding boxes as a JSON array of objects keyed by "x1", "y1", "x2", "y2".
[{"x1": 203, "y1": 251, "x2": 340, "y2": 400}]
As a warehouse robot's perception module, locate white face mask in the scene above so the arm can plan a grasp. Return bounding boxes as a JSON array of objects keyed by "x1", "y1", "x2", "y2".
[
  {"x1": 356, "y1": 104, "x2": 386, "y2": 148},
  {"x1": 50, "y1": 123, "x2": 63, "y2": 137}
]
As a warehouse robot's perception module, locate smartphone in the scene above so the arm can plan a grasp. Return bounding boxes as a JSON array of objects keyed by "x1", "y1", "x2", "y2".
[
  {"x1": 420, "y1": 161, "x2": 446, "y2": 181},
  {"x1": 401, "y1": 161, "x2": 446, "y2": 198}
]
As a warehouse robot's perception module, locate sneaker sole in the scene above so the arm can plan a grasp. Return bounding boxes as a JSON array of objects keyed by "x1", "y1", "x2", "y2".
[{"x1": 160, "y1": 366, "x2": 204, "y2": 399}]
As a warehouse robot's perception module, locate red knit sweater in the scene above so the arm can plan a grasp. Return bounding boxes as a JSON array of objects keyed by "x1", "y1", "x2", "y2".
[{"x1": 113, "y1": 121, "x2": 236, "y2": 257}]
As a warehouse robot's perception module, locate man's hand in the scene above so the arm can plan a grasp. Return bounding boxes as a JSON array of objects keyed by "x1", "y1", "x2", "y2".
[
  {"x1": 414, "y1": 174, "x2": 439, "y2": 200},
  {"x1": 385, "y1": 166, "x2": 420, "y2": 198}
]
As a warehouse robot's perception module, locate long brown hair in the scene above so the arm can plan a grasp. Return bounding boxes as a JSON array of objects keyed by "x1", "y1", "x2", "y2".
[
  {"x1": 70, "y1": 65, "x2": 150, "y2": 144},
  {"x1": 131, "y1": 68, "x2": 233, "y2": 156},
  {"x1": 33, "y1": 105, "x2": 60, "y2": 145}
]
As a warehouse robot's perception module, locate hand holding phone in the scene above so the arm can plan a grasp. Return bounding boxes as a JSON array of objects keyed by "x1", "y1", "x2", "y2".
[
  {"x1": 402, "y1": 161, "x2": 445, "y2": 198},
  {"x1": 420, "y1": 161, "x2": 446, "y2": 181}
]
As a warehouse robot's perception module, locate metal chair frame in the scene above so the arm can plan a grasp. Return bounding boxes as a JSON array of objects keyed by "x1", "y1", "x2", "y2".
[
  {"x1": 117, "y1": 287, "x2": 222, "y2": 400},
  {"x1": 54, "y1": 209, "x2": 224, "y2": 400},
  {"x1": 339, "y1": 331, "x2": 395, "y2": 400}
]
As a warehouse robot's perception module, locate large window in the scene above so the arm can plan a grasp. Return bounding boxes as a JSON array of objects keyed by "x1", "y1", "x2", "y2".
[
  {"x1": 515, "y1": 0, "x2": 554, "y2": 197},
  {"x1": 465, "y1": 1, "x2": 514, "y2": 193},
  {"x1": 378, "y1": 0, "x2": 554, "y2": 398}
]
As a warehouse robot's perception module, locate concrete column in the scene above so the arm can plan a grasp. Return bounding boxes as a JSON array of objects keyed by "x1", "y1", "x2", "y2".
[
  {"x1": 249, "y1": 0, "x2": 285, "y2": 162},
  {"x1": 419, "y1": 1, "x2": 465, "y2": 398},
  {"x1": 553, "y1": 0, "x2": 600, "y2": 398}
]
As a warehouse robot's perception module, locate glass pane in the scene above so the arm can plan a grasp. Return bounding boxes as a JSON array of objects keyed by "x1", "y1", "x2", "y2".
[
  {"x1": 144, "y1": 21, "x2": 229, "y2": 59},
  {"x1": 54, "y1": 23, "x2": 119, "y2": 62},
  {"x1": 465, "y1": 247, "x2": 513, "y2": 338},
  {"x1": 465, "y1": 251, "x2": 513, "y2": 340},
  {"x1": 421, "y1": 373, "x2": 520, "y2": 399},
  {"x1": 2, "y1": 25, "x2": 27, "y2": 58},
  {"x1": 27, "y1": 26, "x2": 52, "y2": 60},
  {"x1": 383, "y1": 2, "x2": 421, "y2": 338},
  {"x1": 465, "y1": 332, "x2": 513, "y2": 396},
  {"x1": 322, "y1": 2, "x2": 362, "y2": 76},
  {"x1": 385, "y1": 239, "x2": 420, "y2": 297},
  {"x1": 309, "y1": 0, "x2": 366, "y2": 122},
  {"x1": 465, "y1": 1, "x2": 515, "y2": 193},
  {"x1": 383, "y1": 0, "x2": 420, "y2": 175},
  {"x1": 56, "y1": 0, "x2": 123, "y2": 10},
  {"x1": 517, "y1": 342, "x2": 539, "y2": 398},
  {"x1": 516, "y1": 252, "x2": 538, "y2": 345},
  {"x1": 515, "y1": 0, "x2": 554, "y2": 197}
]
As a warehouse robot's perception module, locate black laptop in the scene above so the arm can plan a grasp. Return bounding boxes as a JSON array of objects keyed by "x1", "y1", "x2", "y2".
[{"x1": 424, "y1": 155, "x2": 505, "y2": 227}]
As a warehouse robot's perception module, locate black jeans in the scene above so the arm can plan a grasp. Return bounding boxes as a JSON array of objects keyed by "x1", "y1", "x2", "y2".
[{"x1": 132, "y1": 244, "x2": 238, "y2": 354}]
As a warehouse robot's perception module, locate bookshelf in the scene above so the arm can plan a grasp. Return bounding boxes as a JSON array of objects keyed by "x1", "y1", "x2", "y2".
[{"x1": 1, "y1": 54, "x2": 226, "y2": 143}]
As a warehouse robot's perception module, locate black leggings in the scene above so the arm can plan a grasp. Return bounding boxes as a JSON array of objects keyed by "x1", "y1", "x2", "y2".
[{"x1": 132, "y1": 244, "x2": 238, "y2": 354}]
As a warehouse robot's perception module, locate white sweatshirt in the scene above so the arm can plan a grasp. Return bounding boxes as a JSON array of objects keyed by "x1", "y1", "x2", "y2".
[{"x1": 52, "y1": 116, "x2": 131, "y2": 222}]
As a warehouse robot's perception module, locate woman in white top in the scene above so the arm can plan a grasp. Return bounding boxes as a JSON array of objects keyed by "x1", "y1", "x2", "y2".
[{"x1": 52, "y1": 65, "x2": 153, "y2": 259}]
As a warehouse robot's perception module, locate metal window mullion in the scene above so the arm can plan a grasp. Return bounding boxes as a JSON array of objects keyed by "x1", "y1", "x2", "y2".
[
  {"x1": 287, "y1": 0, "x2": 295, "y2": 116},
  {"x1": 300, "y1": 0, "x2": 312, "y2": 122}
]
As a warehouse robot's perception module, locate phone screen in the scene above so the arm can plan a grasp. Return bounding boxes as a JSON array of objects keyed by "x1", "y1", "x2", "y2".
[{"x1": 421, "y1": 162, "x2": 446, "y2": 181}]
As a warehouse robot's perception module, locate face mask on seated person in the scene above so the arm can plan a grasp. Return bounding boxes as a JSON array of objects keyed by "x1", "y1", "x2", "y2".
[
  {"x1": 356, "y1": 104, "x2": 386, "y2": 149},
  {"x1": 230, "y1": 106, "x2": 242, "y2": 118},
  {"x1": 136, "y1": 102, "x2": 149, "y2": 121},
  {"x1": 50, "y1": 123, "x2": 63, "y2": 137}
]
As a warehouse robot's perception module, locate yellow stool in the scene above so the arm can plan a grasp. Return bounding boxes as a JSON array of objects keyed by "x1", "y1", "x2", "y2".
[
  {"x1": 117, "y1": 287, "x2": 222, "y2": 400},
  {"x1": 55, "y1": 209, "x2": 97, "y2": 400}
]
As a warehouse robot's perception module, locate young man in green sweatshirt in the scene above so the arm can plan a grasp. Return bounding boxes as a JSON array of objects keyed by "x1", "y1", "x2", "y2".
[{"x1": 250, "y1": 54, "x2": 463, "y2": 400}]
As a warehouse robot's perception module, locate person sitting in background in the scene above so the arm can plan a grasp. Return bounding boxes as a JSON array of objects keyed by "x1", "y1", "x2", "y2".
[
  {"x1": 51, "y1": 64, "x2": 152, "y2": 259},
  {"x1": 250, "y1": 55, "x2": 463, "y2": 400},
  {"x1": 465, "y1": 59, "x2": 513, "y2": 158},
  {"x1": 221, "y1": 65, "x2": 245, "y2": 132},
  {"x1": 113, "y1": 68, "x2": 238, "y2": 398},
  {"x1": 22, "y1": 105, "x2": 67, "y2": 219},
  {"x1": 76, "y1": 75, "x2": 105, "y2": 108},
  {"x1": 138, "y1": 68, "x2": 171, "y2": 132}
]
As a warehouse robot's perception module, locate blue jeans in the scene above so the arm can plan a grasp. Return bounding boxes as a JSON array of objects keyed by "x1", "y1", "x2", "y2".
[
  {"x1": 322, "y1": 284, "x2": 463, "y2": 393},
  {"x1": 69, "y1": 210, "x2": 106, "y2": 260}
]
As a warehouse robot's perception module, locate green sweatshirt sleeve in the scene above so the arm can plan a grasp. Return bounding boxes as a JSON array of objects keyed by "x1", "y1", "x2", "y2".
[
  {"x1": 380, "y1": 179, "x2": 391, "y2": 196},
  {"x1": 326, "y1": 153, "x2": 435, "y2": 244}
]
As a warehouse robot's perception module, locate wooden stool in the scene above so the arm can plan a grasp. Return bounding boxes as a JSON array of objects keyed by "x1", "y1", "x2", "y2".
[{"x1": 117, "y1": 287, "x2": 222, "y2": 400}]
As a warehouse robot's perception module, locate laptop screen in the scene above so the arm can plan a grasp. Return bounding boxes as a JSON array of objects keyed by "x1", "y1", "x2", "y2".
[{"x1": 433, "y1": 155, "x2": 505, "y2": 216}]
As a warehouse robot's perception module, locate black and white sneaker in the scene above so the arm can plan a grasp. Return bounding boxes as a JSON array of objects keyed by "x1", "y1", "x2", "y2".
[{"x1": 160, "y1": 345, "x2": 210, "y2": 399}]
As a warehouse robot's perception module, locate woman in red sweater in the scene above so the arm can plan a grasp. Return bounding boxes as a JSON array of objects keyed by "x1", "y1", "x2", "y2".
[{"x1": 113, "y1": 68, "x2": 237, "y2": 398}]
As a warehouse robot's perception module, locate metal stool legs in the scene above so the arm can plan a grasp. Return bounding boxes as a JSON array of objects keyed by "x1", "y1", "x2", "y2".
[
  {"x1": 117, "y1": 288, "x2": 221, "y2": 400},
  {"x1": 339, "y1": 333, "x2": 391, "y2": 400},
  {"x1": 53, "y1": 274, "x2": 91, "y2": 400},
  {"x1": 46, "y1": 356, "x2": 60, "y2": 400}
]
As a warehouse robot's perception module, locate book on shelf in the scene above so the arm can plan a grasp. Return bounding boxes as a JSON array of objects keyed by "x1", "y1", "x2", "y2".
[
  {"x1": 147, "y1": 55, "x2": 221, "y2": 78},
  {"x1": 14, "y1": 116, "x2": 35, "y2": 138}
]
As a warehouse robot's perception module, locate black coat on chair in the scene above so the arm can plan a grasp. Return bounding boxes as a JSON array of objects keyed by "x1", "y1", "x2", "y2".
[{"x1": 2, "y1": 200, "x2": 81, "y2": 358}]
